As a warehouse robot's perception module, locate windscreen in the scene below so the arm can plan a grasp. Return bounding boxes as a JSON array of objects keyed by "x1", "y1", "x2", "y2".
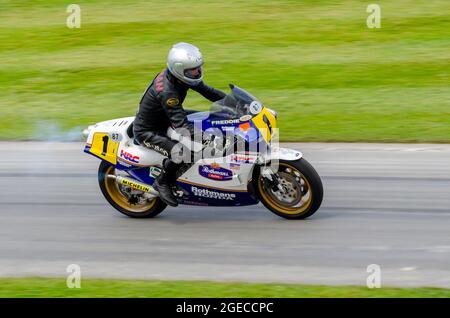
[{"x1": 210, "y1": 85, "x2": 262, "y2": 117}]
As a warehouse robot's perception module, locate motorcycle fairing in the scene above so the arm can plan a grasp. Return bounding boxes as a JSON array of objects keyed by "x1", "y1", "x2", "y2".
[
  {"x1": 176, "y1": 181, "x2": 258, "y2": 206},
  {"x1": 84, "y1": 116, "x2": 259, "y2": 207}
]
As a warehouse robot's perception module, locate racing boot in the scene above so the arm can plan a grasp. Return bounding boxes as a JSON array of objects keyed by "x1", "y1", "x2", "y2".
[{"x1": 153, "y1": 159, "x2": 179, "y2": 207}]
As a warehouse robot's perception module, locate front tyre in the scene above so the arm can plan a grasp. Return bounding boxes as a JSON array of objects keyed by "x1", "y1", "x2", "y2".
[
  {"x1": 98, "y1": 161, "x2": 167, "y2": 218},
  {"x1": 255, "y1": 158, "x2": 323, "y2": 219}
]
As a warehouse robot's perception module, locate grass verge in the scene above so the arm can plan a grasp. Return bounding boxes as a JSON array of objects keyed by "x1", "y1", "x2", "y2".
[
  {"x1": 1, "y1": 277, "x2": 449, "y2": 298},
  {"x1": 1, "y1": 1, "x2": 449, "y2": 142}
]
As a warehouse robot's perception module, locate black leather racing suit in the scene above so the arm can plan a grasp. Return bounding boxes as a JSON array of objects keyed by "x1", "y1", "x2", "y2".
[{"x1": 133, "y1": 68, "x2": 226, "y2": 158}]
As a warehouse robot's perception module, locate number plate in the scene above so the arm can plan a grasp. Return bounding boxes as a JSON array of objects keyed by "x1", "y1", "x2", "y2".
[{"x1": 89, "y1": 132, "x2": 119, "y2": 164}]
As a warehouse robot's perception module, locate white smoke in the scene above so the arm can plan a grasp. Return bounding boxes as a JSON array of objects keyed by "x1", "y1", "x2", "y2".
[{"x1": 33, "y1": 121, "x2": 85, "y2": 142}]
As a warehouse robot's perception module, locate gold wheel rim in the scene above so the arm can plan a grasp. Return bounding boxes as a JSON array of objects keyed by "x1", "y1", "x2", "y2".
[
  {"x1": 258, "y1": 163, "x2": 313, "y2": 215},
  {"x1": 104, "y1": 166, "x2": 157, "y2": 213}
]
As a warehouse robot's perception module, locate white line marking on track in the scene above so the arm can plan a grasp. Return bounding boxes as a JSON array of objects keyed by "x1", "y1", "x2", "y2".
[{"x1": 400, "y1": 267, "x2": 417, "y2": 271}]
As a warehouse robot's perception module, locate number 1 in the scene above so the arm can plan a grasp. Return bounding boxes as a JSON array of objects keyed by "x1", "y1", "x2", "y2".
[
  {"x1": 263, "y1": 114, "x2": 273, "y2": 134},
  {"x1": 102, "y1": 135, "x2": 109, "y2": 156}
]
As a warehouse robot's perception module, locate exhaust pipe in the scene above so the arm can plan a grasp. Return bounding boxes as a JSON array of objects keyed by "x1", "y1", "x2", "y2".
[
  {"x1": 107, "y1": 175, "x2": 159, "y2": 197},
  {"x1": 82, "y1": 125, "x2": 94, "y2": 139}
]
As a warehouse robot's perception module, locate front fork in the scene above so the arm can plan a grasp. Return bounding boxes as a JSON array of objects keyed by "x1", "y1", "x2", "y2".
[{"x1": 260, "y1": 166, "x2": 287, "y2": 195}]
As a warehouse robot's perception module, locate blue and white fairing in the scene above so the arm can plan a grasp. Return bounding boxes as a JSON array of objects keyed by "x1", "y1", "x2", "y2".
[{"x1": 84, "y1": 85, "x2": 281, "y2": 207}]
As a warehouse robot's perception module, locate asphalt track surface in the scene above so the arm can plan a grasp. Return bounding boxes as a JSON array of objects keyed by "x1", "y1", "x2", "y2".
[{"x1": 0, "y1": 142, "x2": 449, "y2": 287}]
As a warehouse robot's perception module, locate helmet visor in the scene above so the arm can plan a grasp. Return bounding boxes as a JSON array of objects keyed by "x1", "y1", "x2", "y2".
[{"x1": 184, "y1": 66, "x2": 202, "y2": 80}]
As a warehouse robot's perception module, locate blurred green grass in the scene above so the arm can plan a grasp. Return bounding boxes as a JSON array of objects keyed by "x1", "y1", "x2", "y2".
[
  {"x1": 0, "y1": 0, "x2": 449, "y2": 141},
  {"x1": 1, "y1": 277, "x2": 450, "y2": 298}
]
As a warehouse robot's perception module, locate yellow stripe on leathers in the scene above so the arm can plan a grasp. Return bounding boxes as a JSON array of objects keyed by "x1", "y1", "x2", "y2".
[
  {"x1": 89, "y1": 132, "x2": 119, "y2": 165},
  {"x1": 251, "y1": 107, "x2": 277, "y2": 143}
]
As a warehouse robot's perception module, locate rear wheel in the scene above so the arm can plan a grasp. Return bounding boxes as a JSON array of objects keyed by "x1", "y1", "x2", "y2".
[
  {"x1": 98, "y1": 161, "x2": 166, "y2": 218},
  {"x1": 255, "y1": 158, "x2": 323, "y2": 219}
]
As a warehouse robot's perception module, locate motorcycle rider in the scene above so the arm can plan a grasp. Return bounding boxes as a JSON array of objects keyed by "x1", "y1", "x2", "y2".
[{"x1": 133, "y1": 42, "x2": 226, "y2": 207}]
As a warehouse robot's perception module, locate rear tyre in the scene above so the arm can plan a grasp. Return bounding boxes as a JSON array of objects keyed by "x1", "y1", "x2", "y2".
[
  {"x1": 98, "y1": 161, "x2": 167, "y2": 218},
  {"x1": 255, "y1": 158, "x2": 323, "y2": 219}
]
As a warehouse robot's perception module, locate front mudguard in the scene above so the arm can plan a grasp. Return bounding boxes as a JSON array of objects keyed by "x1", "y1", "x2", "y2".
[{"x1": 265, "y1": 147, "x2": 303, "y2": 162}]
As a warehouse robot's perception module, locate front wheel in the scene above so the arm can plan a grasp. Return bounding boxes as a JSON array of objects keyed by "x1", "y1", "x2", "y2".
[
  {"x1": 255, "y1": 158, "x2": 323, "y2": 219},
  {"x1": 98, "y1": 161, "x2": 167, "y2": 218}
]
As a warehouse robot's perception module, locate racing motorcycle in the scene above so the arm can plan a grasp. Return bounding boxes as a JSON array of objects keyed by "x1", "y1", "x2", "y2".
[{"x1": 83, "y1": 85, "x2": 323, "y2": 219}]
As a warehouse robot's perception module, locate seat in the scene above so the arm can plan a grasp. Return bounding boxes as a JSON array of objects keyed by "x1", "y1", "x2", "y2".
[
  {"x1": 127, "y1": 121, "x2": 134, "y2": 138},
  {"x1": 126, "y1": 122, "x2": 141, "y2": 145}
]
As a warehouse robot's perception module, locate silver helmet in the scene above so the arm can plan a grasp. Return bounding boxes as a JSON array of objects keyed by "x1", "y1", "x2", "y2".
[{"x1": 167, "y1": 42, "x2": 204, "y2": 86}]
